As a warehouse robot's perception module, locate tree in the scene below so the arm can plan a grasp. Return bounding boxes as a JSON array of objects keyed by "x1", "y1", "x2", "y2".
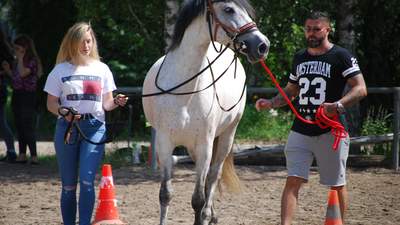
[{"x1": 336, "y1": 0, "x2": 362, "y2": 150}]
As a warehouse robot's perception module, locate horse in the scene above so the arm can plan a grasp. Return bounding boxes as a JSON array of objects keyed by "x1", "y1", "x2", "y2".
[{"x1": 142, "y1": 0, "x2": 269, "y2": 224}]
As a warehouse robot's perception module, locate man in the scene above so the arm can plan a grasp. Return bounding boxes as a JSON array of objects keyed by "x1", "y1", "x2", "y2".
[{"x1": 255, "y1": 11, "x2": 367, "y2": 224}]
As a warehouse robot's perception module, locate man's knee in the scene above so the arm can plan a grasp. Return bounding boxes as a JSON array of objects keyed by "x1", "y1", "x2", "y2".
[
  {"x1": 286, "y1": 176, "x2": 307, "y2": 187},
  {"x1": 283, "y1": 176, "x2": 306, "y2": 195},
  {"x1": 331, "y1": 185, "x2": 345, "y2": 191}
]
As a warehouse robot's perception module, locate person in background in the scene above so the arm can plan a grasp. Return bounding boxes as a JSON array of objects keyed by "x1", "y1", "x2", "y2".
[
  {"x1": 0, "y1": 28, "x2": 16, "y2": 163},
  {"x1": 43, "y1": 22, "x2": 127, "y2": 225},
  {"x1": 2, "y1": 34, "x2": 42, "y2": 164},
  {"x1": 255, "y1": 11, "x2": 367, "y2": 225}
]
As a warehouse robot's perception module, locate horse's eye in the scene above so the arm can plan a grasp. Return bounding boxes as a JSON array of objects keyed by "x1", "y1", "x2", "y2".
[{"x1": 224, "y1": 7, "x2": 235, "y2": 14}]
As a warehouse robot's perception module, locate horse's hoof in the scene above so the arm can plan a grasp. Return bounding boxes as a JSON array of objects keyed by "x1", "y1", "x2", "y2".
[{"x1": 210, "y1": 216, "x2": 218, "y2": 224}]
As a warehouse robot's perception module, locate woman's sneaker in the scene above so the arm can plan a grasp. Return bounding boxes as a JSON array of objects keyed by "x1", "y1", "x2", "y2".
[{"x1": 0, "y1": 151, "x2": 17, "y2": 163}]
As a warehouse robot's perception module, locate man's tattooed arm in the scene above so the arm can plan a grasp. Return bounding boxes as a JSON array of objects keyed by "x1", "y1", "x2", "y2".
[{"x1": 270, "y1": 82, "x2": 299, "y2": 108}]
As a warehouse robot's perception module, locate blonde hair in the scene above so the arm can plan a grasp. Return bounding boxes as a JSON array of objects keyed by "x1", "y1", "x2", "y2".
[{"x1": 56, "y1": 22, "x2": 100, "y2": 65}]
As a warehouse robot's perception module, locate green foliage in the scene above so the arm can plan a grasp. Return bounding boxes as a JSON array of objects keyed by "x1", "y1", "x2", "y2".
[
  {"x1": 36, "y1": 155, "x2": 58, "y2": 169},
  {"x1": 102, "y1": 147, "x2": 134, "y2": 169},
  {"x1": 360, "y1": 106, "x2": 392, "y2": 155},
  {"x1": 236, "y1": 105, "x2": 293, "y2": 141},
  {"x1": 74, "y1": 0, "x2": 165, "y2": 87},
  {"x1": 361, "y1": 106, "x2": 391, "y2": 136}
]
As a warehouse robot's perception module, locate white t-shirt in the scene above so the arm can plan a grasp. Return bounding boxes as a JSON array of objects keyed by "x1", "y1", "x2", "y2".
[{"x1": 44, "y1": 61, "x2": 116, "y2": 122}]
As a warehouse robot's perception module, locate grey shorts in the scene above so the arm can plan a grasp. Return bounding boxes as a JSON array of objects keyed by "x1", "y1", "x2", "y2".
[{"x1": 284, "y1": 131, "x2": 349, "y2": 186}]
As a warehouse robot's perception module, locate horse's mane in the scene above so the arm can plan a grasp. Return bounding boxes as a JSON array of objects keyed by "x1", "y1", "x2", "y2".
[{"x1": 168, "y1": 0, "x2": 256, "y2": 51}]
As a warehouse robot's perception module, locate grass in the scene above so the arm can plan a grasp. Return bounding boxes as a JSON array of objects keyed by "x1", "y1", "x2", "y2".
[
  {"x1": 236, "y1": 104, "x2": 293, "y2": 142},
  {"x1": 34, "y1": 147, "x2": 147, "y2": 171}
]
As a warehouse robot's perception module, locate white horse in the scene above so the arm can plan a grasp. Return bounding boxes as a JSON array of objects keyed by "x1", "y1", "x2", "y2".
[{"x1": 142, "y1": 0, "x2": 269, "y2": 224}]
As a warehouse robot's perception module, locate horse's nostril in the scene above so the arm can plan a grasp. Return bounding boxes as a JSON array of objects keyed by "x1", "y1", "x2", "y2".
[{"x1": 258, "y1": 43, "x2": 268, "y2": 55}]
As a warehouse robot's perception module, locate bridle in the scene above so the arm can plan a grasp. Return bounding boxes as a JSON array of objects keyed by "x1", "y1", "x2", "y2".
[
  {"x1": 142, "y1": 0, "x2": 258, "y2": 111},
  {"x1": 206, "y1": 0, "x2": 257, "y2": 52}
]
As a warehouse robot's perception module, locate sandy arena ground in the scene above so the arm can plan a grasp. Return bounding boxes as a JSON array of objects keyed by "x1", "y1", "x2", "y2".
[{"x1": 0, "y1": 142, "x2": 399, "y2": 225}]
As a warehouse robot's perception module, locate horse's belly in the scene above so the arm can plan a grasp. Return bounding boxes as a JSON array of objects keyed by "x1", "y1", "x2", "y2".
[{"x1": 159, "y1": 109, "x2": 212, "y2": 144}]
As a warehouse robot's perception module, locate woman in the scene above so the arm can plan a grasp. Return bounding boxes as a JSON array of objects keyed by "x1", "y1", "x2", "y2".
[
  {"x1": 43, "y1": 22, "x2": 127, "y2": 225},
  {"x1": 0, "y1": 29, "x2": 16, "y2": 162},
  {"x1": 2, "y1": 34, "x2": 42, "y2": 164}
]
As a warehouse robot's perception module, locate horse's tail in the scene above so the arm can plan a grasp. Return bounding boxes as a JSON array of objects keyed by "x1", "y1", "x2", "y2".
[{"x1": 219, "y1": 151, "x2": 241, "y2": 193}]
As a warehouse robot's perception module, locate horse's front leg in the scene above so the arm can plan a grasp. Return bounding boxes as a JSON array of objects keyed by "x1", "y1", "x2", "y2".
[
  {"x1": 191, "y1": 138, "x2": 214, "y2": 225},
  {"x1": 157, "y1": 132, "x2": 175, "y2": 225}
]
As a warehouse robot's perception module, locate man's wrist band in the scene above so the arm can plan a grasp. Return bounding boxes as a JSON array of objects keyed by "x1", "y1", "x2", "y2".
[{"x1": 336, "y1": 101, "x2": 346, "y2": 114}]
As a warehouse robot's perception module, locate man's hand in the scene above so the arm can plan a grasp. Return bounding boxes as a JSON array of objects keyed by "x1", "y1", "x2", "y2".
[
  {"x1": 255, "y1": 98, "x2": 273, "y2": 112},
  {"x1": 321, "y1": 102, "x2": 338, "y2": 118}
]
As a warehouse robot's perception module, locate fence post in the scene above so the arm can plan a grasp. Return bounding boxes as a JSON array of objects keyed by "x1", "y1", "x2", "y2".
[
  {"x1": 127, "y1": 104, "x2": 133, "y2": 149},
  {"x1": 393, "y1": 88, "x2": 400, "y2": 171}
]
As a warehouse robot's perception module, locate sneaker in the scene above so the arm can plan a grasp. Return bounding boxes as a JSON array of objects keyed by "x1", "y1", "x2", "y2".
[
  {"x1": 0, "y1": 155, "x2": 7, "y2": 161},
  {"x1": 15, "y1": 154, "x2": 27, "y2": 164},
  {"x1": 0, "y1": 151, "x2": 17, "y2": 163},
  {"x1": 7, "y1": 152, "x2": 17, "y2": 163},
  {"x1": 30, "y1": 156, "x2": 39, "y2": 165}
]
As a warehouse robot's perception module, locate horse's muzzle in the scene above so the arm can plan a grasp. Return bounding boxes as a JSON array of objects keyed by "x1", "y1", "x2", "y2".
[{"x1": 236, "y1": 31, "x2": 270, "y2": 63}]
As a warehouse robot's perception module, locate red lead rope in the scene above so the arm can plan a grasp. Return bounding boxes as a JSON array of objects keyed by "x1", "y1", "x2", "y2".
[{"x1": 259, "y1": 60, "x2": 347, "y2": 150}]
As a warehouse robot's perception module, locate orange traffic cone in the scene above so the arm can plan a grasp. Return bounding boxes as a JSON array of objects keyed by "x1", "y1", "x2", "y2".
[
  {"x1": 92, "y1": 164, "x2": 125, "y2": 225},
  {"x1": 324, "y1": 189, "x2": 343, "y2": 225}
]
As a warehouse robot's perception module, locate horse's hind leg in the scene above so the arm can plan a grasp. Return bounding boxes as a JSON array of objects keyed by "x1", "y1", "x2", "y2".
[
  {"x1": 203, "y1": 123, "x2": 240, "y2": 225},
  {"x1": 157, "y1": 132, "x2": 175, "y2": 225}
]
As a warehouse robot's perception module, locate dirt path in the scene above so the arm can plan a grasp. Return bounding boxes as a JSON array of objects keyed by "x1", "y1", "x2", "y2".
[{"x1": 0, "y1": 160, "x2": 399, "y2": 225}]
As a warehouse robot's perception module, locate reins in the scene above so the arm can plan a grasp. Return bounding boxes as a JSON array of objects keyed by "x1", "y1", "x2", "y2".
[
  {"x1": 259, "y1": 60, "x2": 347, "y2": 150},
  {"x1": 58, "y1": 106, "x2": 110, "y2": 145},
  {"x1": 207, "y1": 56, "x2": 247, "y2": 112}
]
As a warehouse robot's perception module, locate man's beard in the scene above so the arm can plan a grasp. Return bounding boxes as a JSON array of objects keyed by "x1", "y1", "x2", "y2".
[{"x1": 307, "y1": 37, "x2": 323, "y2": 48}]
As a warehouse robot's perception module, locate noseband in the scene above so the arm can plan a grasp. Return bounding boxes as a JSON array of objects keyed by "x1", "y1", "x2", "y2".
[{"x1": 207, "y1": 0, "x2": 257, "y2": 45}]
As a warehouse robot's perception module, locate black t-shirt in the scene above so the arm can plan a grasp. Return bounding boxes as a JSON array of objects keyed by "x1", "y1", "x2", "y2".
[{"x1": 288, "y1": 45, "x2": 362, "y2": 136}]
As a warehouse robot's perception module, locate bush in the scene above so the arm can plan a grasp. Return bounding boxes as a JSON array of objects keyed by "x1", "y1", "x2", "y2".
[
  {"x1": 236, "y1": 105, "x2": 293, "y2": 142},
  {"x1": 360, "y1": 106, "x2": 392, "y2": 156}
]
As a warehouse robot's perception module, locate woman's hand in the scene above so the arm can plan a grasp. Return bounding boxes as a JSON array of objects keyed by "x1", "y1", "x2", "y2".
[
  {"x1": 114, "y1": 94, "x2": 128, "y2": 107},
  {"x1": 14, "y1": 45, "x2": 25, "y2": 60},
  {"x1": 103, "y1": 92, "x2": 128, "y2": 111},
  {"x1": 1, "y1": 61, "x2": 11, "y2": 75},
  {"x1": 58, "y1": 107, "x2": 81, "y2": 122}
]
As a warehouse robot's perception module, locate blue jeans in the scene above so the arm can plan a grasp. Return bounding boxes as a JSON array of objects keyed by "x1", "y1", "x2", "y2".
[
  {"x1": 54, "y1": 117, "x2": 106, "y2": 225},
  {"x1": 0, "y1": 102, "x2": 15, "y2": 152}
]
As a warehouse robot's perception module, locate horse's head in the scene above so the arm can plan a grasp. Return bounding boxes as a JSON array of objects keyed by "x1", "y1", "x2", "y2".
[{"x1": 207, "y1": 0, "x2": 270, "y2": 63}]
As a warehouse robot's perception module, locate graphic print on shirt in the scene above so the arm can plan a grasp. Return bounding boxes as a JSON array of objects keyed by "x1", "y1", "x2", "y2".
[
  {"x1": 295, "y1": 61, "x2": 331, "y2": 120},
  {"x1": 289, "y1": 45, "x2": 362, "y2": 136},
  {"x1": 61, "y1": 75, "x2": 102, "y2": 102}
]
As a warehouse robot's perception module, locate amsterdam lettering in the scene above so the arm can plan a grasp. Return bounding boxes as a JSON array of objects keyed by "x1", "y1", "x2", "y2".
[{"x1": 296, "y1": 61, "x2": 331, "y2": 78}]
